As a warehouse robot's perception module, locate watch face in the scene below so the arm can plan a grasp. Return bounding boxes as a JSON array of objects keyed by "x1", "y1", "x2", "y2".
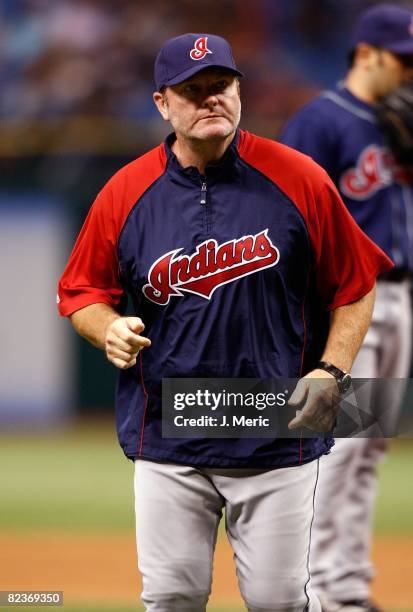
[{"x1": 339, "y1": 373, "x2": 352, "y2": 394}]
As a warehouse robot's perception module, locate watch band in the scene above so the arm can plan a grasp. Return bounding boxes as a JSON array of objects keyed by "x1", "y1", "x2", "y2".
[
  {"x1": 318, "y1": 361, "x2": 347, "y2": 379},
  {"x1": 317, "y1": 360, "x2": 352, "y2": 393}
]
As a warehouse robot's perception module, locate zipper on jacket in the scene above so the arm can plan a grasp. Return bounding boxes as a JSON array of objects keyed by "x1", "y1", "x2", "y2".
[
  {"x1": 200, "y1": 181, "x2": 207, "y2": 204},
  {"x1": 200, "y1": 180, "x2": 210, "y2": 233}
]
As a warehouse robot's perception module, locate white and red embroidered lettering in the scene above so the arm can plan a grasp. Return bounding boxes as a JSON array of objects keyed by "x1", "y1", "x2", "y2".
[
  {"x1": 143, "y1": 230, "x2": 280, "y2": 305},
  {"x1": 190, "y1": 37, "x2": 212, "y2": 61}
]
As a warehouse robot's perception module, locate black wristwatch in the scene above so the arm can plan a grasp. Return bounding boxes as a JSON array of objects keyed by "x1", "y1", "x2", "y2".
[{"x1": 317, "y1": 361, "x2": 352, "y2": 394}]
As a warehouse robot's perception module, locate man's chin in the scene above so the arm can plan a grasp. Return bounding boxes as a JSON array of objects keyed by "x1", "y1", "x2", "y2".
[{"x1": 192, "y1": 123, "x2": 235, "y2": 141}]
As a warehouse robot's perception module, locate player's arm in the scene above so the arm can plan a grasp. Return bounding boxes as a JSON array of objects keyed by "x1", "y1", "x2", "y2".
[
  {"x1": 288, "y1": 285, "x2": 376, "y2": 432},
  {"x1": 319, "y1": 285, "x2": 376, "y2": 373},
  {"x1": 70, "y1": 303, "x2": 151, "y2": 370},
  {"x1": 58, "y1": 177, "x2": 151, "y2": 370}
]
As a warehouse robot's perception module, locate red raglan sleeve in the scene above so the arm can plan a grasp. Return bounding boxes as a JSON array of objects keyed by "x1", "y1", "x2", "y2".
[
  {"x1": 57, "y1": 181, "x2": 124, "y2": 317},
  {"x1": 57, "y1": 144, "x2": 167, "y2": 317},
  {"x1": 307, "y1": 172, "x2": 394, "y2": 310},
  {"x1": 237, "y1": 131, "x2": 393, "y2": 310}
]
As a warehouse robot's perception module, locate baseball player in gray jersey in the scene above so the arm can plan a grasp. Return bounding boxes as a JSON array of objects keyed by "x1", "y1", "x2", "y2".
[{"x1": 280, "y1": 5, "x2": 413, "y2": 612}]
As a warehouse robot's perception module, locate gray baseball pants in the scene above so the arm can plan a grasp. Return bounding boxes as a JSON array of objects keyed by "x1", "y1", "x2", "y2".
[
  {"x1": 310, "y1": 280, "x2": 412, "y2": 601},
  {"x1": 134, "y1": 458, "x2": 322, "y2": 612}
]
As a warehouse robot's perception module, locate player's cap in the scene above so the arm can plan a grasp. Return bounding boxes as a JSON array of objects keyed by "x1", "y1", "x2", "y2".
[
  {"x1": 154, "y1": 33, "x2": 244, "y2": 90},
  {"x1": 351, "y1": 4, "x2": 413, "y2": 55}
]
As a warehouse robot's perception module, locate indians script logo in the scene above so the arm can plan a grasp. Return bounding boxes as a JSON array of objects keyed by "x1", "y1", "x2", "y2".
[
  {"x1": 190, "y1": 37, "x2": 212, "y2": 61},
  {"x1": 340, "y1": 145, "x2": 411, "y2": 200},
  {"x1": 142, "y1": 230, "x2": 280, "y2": 306}
]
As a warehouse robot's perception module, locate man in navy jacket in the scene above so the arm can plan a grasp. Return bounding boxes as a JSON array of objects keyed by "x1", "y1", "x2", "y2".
[{"x1": 58, "y1": 33, "x2": 391, "y2": 612}]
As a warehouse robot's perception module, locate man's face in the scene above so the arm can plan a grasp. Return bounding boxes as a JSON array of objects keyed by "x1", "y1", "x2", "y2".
[
  {"x1": 153, "y1": 68, "x2": 241, "y2": 142},
  {"x1": 370, "y1": 48, "x2": 413, "y2": 97}
]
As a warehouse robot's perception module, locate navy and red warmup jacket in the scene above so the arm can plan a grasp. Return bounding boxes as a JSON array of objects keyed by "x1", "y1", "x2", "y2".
[{"x1": 58, "y1": 129, "x2": 392, "y2": 468}]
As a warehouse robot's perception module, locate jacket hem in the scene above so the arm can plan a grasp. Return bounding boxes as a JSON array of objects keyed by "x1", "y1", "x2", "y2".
[{"x1": 123, "y1": 439, "x2": 334, "y2": 468}]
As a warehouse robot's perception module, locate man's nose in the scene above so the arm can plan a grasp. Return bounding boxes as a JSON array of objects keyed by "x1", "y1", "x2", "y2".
[{"x1": 203, "y1": 93, "x2": 219, "y2": 108}]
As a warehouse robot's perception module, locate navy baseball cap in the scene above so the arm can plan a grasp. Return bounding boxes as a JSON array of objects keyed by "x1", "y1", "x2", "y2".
[
  {"x1": 351, "y1": 3, "x2": 413, "y2": 55},
  {"x1": 154, "y1": 33, "x2": 244, "y2": 90}
]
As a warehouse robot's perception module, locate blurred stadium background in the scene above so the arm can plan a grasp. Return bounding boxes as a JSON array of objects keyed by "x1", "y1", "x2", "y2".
[{"x1": 0, "y1": 0, "x2": 412, "y2": 610}]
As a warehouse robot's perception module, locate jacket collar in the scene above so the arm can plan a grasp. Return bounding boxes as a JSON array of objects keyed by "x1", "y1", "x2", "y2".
[{"x1": 164, "y1": 129, "x2": 240, "y2": 183}]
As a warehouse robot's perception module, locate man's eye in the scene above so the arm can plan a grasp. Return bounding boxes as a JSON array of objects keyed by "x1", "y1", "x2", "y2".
[
  {"x1": 183, "y1": 84, "x2": 199, "y2": 94},
  {"x1": 214, "y1": 80, "x2": 228, "y2": 92}
]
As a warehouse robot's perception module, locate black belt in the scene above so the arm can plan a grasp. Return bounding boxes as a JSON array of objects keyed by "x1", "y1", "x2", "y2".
[{"x1": 379, "y1": 267, "x2": 412, "y2": 283}]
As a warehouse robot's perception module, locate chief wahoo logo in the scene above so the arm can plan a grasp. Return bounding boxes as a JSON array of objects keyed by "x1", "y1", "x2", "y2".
[{"x1": 190, "y1": 37, "x2": 212, "y2": 61}]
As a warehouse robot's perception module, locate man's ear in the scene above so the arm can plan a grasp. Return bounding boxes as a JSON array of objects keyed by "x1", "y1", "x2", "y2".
[
  {"x1": 153, "y1": 91, "x2": 169, "y2": 121},
  {"x1": 353, "y1": 42, "x2": 377, "y2": 68}
]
